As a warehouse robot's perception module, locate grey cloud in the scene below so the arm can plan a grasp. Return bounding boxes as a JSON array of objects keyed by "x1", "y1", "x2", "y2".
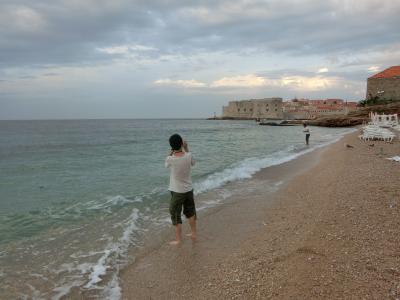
[
  {"x1": 18, "y1": 75, "x2": 36, "y2": 79},
  {"x1": 257, "y1": 69, "x2": 317, "y2": 79},
  {"x1": 42, "y1": 72, "x2": 59, "y2": 76},
  {"x1": 259, "y1": 68, "x2": 371, "y2": 83},
  {"x1": 339, "y1": 44, "x2": 400, "y2": 69},
  {"x1": 163, "y1": 3, "x2": 399, "y2": 58},
  {"x1": 0, "y1": 0, "x2": 160, "y2": 67},
  {"x1": 0, "y1": 0, "x2": 399, "y2": 70}
]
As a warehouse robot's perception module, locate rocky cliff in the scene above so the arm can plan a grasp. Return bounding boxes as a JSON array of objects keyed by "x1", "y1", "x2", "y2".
[{"x1": 306, "y1": 102, "x2": 400, "y2": 127}]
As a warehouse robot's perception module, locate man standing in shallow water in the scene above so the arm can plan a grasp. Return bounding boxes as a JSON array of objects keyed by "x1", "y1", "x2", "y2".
[
  {"x1": 165, "y1": 134, "x2": 197, "y2": 245},
  {"x1": 303, "y1": 123, "x2": 311, "y2": 145}
]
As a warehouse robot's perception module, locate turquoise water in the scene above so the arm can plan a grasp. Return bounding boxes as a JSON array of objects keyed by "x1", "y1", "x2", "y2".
[{"x1": 0, "y1": 119, "x2": 353, "y2": 299}]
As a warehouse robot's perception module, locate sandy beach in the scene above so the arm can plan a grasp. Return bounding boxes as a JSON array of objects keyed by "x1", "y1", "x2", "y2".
[{"x1": 121, "y1": 131, "x2": 400, "y2": 299}]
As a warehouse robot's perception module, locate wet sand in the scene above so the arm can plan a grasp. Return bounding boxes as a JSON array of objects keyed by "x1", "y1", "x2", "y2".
[{"x1": 121, "y1": 131, "x2": 400, "y2": 299}]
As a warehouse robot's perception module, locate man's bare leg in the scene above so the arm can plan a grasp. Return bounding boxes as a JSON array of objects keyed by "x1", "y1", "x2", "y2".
[
  {"x1": 187, "y1": 216, "x2": 197, "y2": 240},
  {"x1": 170, "y1": 224, "x2": 182, "y2": 245}
]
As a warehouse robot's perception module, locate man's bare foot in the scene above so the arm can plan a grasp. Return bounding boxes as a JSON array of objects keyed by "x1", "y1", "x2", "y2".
[
  {"x1": 186, "y1": 233, "x2": 197, "y2": 240},
  {"x1": 169, "y1": 240, "x2": 181, "y2": 245}
]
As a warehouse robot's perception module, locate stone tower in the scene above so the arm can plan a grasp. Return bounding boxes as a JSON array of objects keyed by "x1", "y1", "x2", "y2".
[{"x1": 366, "y1": 66, "x2": 400, "y2": 101}]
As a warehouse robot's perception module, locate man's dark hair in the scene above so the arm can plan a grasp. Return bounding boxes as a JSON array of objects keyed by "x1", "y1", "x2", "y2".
[{"x1": 169, "y1": 134, "x2": 183, "y2": 151}]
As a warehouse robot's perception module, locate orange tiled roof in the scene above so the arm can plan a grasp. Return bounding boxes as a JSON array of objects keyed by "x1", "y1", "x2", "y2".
[{"x1": 369, "y1": 66, "x2": 400, "y2": 79}]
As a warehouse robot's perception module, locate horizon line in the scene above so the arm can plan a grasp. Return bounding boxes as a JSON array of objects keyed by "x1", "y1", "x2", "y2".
[{"x1": 0, "y1": 117, "x2": 214, "y2": 121}]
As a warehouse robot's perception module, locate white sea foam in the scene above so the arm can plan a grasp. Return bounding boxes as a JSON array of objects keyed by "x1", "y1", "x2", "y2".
[
  {"x1": 46, "y1": 128, "x2": 354, "y2": 300},
  {"x1": 76, "y1": 262, "x2": 93, "y2": 275},
  {"x1": 87, "y1": 195, "x2": 141, "y2": 211},
  {"x1": 49, "y1": 208, "x2": 141, "y2": 300},
  {"x1": 52, "y1": 280, "x2": 84, "y2": 300},
  {"x1": 84, "y1": 249, "x2": 111, "y2": 287},
  {"x1": 194, "y1": 129, "x2": 354, "y2": 195},
  {"x1": 30, "y1": 273, "x2": 49, "y2": 281},
  {"x1": 55, "y1": 263, "x2": 75, "y2": 274},
  {"x1": 27, "y1": 283, "x2": 45, "y2": 300},
  {"x1": 387, "y1": 155, "x2": 400, "y2": 162},
  {"x1": 84, "y1": 208, "x2": 140, "y2": 293},
  {"x1": 194, "y1": 150, "x2": 295, "y2": 194},
  {"x1": 69, "y1": 250, "x2": 106, "y2": 259},
  {"x1": 102, "y1": 273, "x2": 122, "y2": 300},
  {"x1": 193, "y1": 189, "x2": 231, "y2": 210}
]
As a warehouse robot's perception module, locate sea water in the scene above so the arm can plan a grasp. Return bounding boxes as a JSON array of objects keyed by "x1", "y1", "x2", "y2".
[{"x1": 0, "y1": 119, "x2": 354, "y2": 299}]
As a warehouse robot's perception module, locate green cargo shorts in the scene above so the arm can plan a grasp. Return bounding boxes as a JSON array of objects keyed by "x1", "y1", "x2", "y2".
[{"x1": 169, "y1": 190, "x2": 196, "y2": 225}]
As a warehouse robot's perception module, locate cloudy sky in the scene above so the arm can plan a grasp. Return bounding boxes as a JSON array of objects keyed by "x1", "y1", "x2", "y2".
[{"x1": 0, "y1": 0, "x2": 399, "y2": 119}]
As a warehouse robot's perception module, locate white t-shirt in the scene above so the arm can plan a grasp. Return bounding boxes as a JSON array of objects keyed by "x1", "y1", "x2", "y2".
[
  {"x1": 303, "y1": 127, "x2": 310, "y2": 135},
  {"x1": 165, "y1": 152, "x2": 195, "y2": 193}
]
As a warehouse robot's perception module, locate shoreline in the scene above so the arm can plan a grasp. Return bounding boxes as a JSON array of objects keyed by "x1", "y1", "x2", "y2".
[
  {"x1": 120, "y1": 130, "x2": 400, "y2": 299},
  {"x1": 0, "y1": 122, "x2": 354, "y2": 300},
  {"x1": 118, "y1": 131, "x2": 341, "y2": 297},
  {"x1": 119, "y1": 144, "x2": 325, "y2": 299},
  {"x1": 72, "y1": 128, "x2": 337, "y2": 299}
]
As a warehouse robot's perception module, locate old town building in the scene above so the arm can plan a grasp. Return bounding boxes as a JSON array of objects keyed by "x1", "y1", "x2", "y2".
[
  {"x1": 222, "y1": 98, "x2": 283, "y2": 119},
  {"x1": 366, "y1": 66, "x2": 400, "y2": 101},
  {"x1": 221, "y1": 97, "x2": 358, "y2": 120},
  {"x1": 283, "y1": 98, "x2": 358, "y2": 119}
]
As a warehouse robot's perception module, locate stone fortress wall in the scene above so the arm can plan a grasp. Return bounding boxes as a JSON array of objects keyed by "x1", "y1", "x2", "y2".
[
  {"x1": 367, "y1": 77, "x2": 400, "y2": 101},
  {"x1": 222, "y1": 98, "x2": 284, "y2": 119}
]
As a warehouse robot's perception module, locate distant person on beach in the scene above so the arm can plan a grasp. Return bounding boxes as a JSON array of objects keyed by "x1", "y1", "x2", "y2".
[
  {"x1": 303, "y1": 123, "x2": 310, "y2": 145},
  {"x1": 165, "y1": 134, "x2": 197, "y2": 245}
]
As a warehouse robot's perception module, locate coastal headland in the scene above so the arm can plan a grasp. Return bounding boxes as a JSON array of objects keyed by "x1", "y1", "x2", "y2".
[
  {"x1": 209, "y1": 101, "x2": 400, "y2": 127},
  {"x1": 212, "y1": 66, "x2": 400, "y2": 127},
  {"x1": 121, "y1": 131, "x2": 400, "y2": 299}
]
